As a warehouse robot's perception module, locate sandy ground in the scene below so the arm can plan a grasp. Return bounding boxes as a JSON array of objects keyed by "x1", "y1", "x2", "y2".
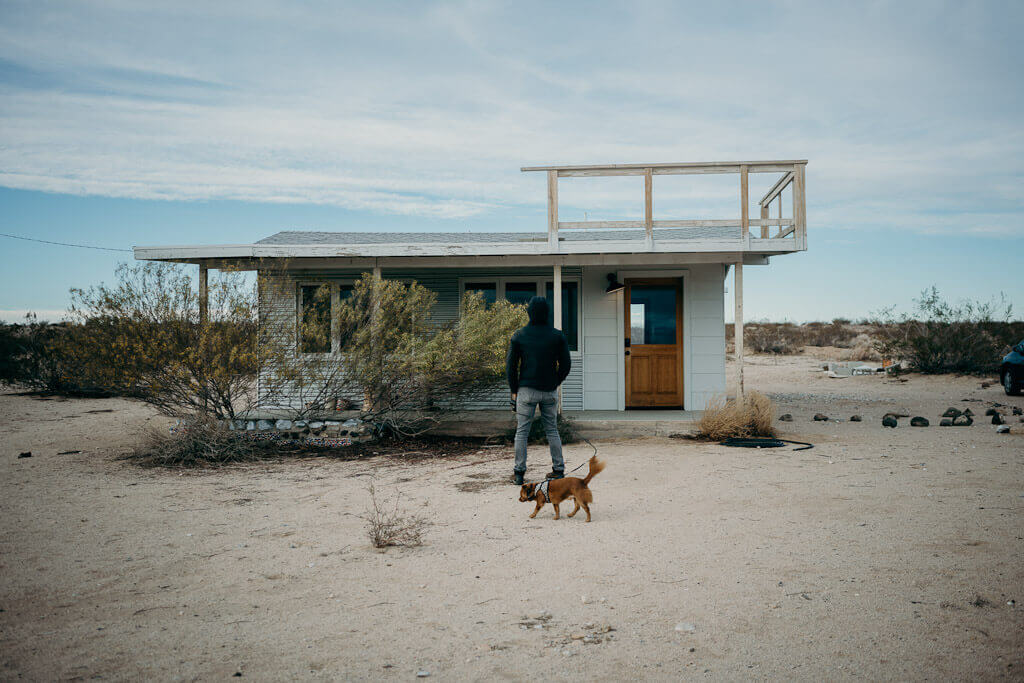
[{"x1": 1, "y1": 354, "x2": 1022, "y2": 681}]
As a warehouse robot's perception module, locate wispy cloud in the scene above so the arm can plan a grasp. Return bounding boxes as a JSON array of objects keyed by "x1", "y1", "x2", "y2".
[{"x1": 0, "y1": 0, "x2": 1022, "y2": 234}]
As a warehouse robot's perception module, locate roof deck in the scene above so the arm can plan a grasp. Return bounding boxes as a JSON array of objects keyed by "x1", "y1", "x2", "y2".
[{"x1": 133, "y1": 160, "x2": 807, "y2": 266}]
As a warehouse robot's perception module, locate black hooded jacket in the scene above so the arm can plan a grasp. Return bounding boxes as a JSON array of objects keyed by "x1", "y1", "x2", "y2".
[{"x1": 506, "y1": 296, "x2": 571, "y2": 393}]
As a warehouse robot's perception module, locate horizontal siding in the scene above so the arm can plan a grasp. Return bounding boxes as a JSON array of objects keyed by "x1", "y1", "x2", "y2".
[{"x1": 258, "y1": 266, "x2": 584, "y2": 412}]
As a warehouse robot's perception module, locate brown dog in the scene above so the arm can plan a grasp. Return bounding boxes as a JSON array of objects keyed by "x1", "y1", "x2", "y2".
[{"x1": 519, "y1": 456, "x2": 605, "y2": 522}]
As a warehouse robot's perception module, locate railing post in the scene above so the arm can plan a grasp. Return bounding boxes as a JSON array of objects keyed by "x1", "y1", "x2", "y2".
[
  {"x1": 794, "y1": 163, "x2": 807, "y2": 249},
  {"x1": 740, "y1": 165, "x2": 749, "y2": 245},
  {"x1": 644, "y1": 167, "x2": 653, "y2": 249},
  {"x1": 759, "y1": 205, "x2": 769, "y2": 239},
  {"x1": 547, "y1": 170, "x2": 559, "y2": 251}
]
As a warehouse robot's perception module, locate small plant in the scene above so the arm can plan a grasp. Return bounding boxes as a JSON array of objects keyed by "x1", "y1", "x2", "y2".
[
  {"x1": 125, "y1": 417, "x2": 261, "y2": 467},
  {"x1": 365, "y1": 483, "x2": 430, "y2": 549},
  {"x1": 694, "y1": 391, "x2": 776, "y2": 441}
]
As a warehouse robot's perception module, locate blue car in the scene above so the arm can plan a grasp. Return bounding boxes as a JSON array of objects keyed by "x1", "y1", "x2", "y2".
[{"x1": 1002, "y1": 339, "x2": 1024, "y2": 395}]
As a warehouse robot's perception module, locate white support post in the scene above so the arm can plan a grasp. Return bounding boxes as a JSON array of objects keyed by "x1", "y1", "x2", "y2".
[
  {"x1": 734, "y1": 260, "x2": 744, "y2": 398},
  {"x1": 547, "y1": 170, "x2": 559, "y2": 251},
  {"x1": 198, "y1": 264, "x2": 209, "y2": 324},
  {"x1": 553, "y1": 263, "x2": 563, "y2": 413}
]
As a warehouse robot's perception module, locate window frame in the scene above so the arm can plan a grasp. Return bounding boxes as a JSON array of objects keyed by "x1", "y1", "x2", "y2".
[
  {"x1": 458, "y1": 275, "x2": 583, "y2": 353},
  {"x1": 296, "y1": 279, "x2": 358, "y2": 355}
]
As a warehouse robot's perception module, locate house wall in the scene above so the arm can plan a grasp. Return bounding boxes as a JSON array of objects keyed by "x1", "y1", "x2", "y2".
[
  {"x1": 579, "y1": 264, "x2": 726, "y2": 411},
  {"x1": 257, "y1": 266, "x2": 584, "y2": 411},
  {"x1": 259, "y1": 262, "x2": 726, "y2": 414}
]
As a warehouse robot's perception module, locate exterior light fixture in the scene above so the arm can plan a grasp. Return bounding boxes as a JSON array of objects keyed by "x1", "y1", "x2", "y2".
[{"x1": 605, "y1": 273, "x2": 624, "y2": 294}]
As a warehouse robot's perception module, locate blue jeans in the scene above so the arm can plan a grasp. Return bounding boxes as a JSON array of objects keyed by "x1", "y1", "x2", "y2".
[{"x1": 513, "y1": 386, "x2": 563, "y2": 474}]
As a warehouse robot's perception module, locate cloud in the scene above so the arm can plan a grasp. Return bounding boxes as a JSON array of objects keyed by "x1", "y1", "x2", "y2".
[{"x1": 0, "y1": 0, "x2": 1021, "y2": 235}]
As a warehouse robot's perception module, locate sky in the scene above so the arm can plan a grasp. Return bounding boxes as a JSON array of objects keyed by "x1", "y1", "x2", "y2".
[{"x1": 0, "y1": 0, "x2": 1022, "y2": 323}]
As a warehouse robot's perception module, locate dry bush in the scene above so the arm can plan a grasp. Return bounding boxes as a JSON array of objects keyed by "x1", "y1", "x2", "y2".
[
  {"x1": 365, "y1": 483, "x2": 430, "y2": 549},
  {"x1": 842, "y1": 334, "x2": 881, "y2": 362},
  {"x1": 125, "y1": 417, "x2": 262, "y2": 468},
  {"x1": 695, "y1": 391, "x2": 776, "y2": 441},
  {"x1": 745, "y1": 323, "x2": 802, "y2": 355}
]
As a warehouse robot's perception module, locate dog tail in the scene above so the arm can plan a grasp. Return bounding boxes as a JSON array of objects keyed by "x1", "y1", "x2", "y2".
[{"x1": 582, "y1": 455, "x2": 606, "y2": 486}]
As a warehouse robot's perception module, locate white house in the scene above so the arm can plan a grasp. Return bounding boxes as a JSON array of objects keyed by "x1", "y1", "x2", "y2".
[{"x1": 134, "y1": 160, "x2": 807, "y2": 419}]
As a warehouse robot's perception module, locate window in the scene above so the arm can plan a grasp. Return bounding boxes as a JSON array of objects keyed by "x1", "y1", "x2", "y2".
[
  {"x1": 545, "y1": 281, "x2": 579, "y2": 351},
  {"x1": 464, "y1": 282, "x2": 497, "y2": 307},
  {"x1": 299, "y1": 284, "x2": 332, "y2": 353},
  {"x1": 629, "y1": 284, "x2": 677, "y2": 345},
  {"x1": 459, "y1": 277, "x2": 581, "y2": 352},
  {"x1": 337, "y1": 284, "x2": 355, "y2": 350},
  {"x1": 504, "y1": 281, "x2": 539, "y2": 306}
]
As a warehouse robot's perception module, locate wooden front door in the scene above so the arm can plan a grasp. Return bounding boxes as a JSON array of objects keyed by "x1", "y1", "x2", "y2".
[{"x1": 625, "y1": 279, "x2": 683, "y2": 408}]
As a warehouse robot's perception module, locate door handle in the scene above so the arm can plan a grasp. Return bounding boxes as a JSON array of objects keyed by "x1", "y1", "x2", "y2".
[{"x1": 624, "y1": 350, "x2": 630, "y2": 356}]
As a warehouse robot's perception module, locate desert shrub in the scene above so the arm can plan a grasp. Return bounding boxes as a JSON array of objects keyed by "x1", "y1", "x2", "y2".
[
  {"x1": 0, "y1": 316, "x2": 110, "y2": 394},
  {"x1": 125, "y1": 418, "x2": 260, "y2": 467},
  {"x1": 695, "y1": 391, "x2": 776, "y2": 441},
  {"x1": 67, "y1": 263, "x2": 258, "y2": 418},
  {"x1": 260, "y1": 274, "x2": 528, "y2": 435},
  {"x1": 842, "y1": 334, "x2": 881, "y2": 362},
  {"x1": 364, "y1": 483, "x2": 430, "y2": 549},
  {"x1": 873, "y1": 287, "x2": 1020, "y2": 374},
  {"x1": 745, "y1": 323, "x2": 802, "y2": 355}
]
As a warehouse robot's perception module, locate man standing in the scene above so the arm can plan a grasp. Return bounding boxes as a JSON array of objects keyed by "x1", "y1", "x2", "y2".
[{"x1": 506, "y1": 295, "x2": 571, "y2": 485}]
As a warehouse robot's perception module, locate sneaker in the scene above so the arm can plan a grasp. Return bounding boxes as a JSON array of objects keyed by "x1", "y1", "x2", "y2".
[
  {"x1": 545, "y1": 470, "x2": 564, "y2": 480},
  {"x1": 511, "y1": 471, "x2": 525, "y2": 486}
]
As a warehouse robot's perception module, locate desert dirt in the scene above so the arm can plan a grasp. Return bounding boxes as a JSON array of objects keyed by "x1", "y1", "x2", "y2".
[{"x1": 1, "y1": 354, "x2": 1022, "y2": 681}]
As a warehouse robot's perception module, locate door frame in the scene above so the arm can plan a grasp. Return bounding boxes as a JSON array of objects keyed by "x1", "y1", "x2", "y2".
[{"x1": 623, "y1": 276, "x2": 684, "y2": 409}]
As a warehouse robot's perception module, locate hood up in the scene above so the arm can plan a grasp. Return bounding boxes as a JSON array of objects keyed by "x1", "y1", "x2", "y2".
[{"x1": 526, "y1": 296, "x2": 550, "y2": 325}]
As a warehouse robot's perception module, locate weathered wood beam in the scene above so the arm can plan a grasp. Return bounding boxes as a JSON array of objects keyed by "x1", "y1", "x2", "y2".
[
  {"x1": 740, "y1": 165, "x2": 749, "y2": 241},
  {"x1": 198, "y1": 265, "x2": 209, "y2": 324},
  {"x1": 644, "y1": 168, "x2": 654, "y2": 247},
  {"x1": 547, "y1": 170, "x2": 559, "y2": 251},
  {"x1": 522, "y1": 160, "x2": 808, "y2": 172},
  {"x1": 759, "y1": 171, "x2": 794, "y2": 207}
]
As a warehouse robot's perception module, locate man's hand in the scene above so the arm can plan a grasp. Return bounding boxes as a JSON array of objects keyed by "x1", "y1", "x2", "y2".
[{"x1": 510, "y1": 393, "x2": 517, "y2": 412}]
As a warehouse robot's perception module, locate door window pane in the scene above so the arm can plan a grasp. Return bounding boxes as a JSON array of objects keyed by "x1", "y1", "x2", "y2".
[
  {"x1": 300, "y1": 284, "x2": 332, "y2": 353},
  {"x1": 544, "y1": 281, "x2": 579, "y2": 351},
  {"x1": 504, "y1": 281, "x2": 538, "y2": 306},
  {"x1": 629, "y1": 284, "x2": 676, "y2": 345},
  {"x1": 464, "y1": 282, "x2": 497, "y2": 308}
]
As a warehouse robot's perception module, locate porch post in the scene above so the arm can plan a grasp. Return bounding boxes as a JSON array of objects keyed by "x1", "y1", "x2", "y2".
[
  {"x1": 553, "y1": 263, "x2": 563, "y2": 413},
  {"x1": 198, "y1": 264, "x2": 209, "y2": 324},
  {"x1": 734, "y1": 260, "x2": 744, "y2": 398}
]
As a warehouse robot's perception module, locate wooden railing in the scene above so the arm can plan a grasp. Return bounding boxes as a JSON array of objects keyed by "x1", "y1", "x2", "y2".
[{"x1": 521, "y1": 160, "x2": 807, "y2": 250}]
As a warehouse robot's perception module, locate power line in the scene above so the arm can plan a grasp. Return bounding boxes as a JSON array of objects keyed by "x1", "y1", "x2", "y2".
[{"x1": 0, "y1": 232, "x2": 132, "y2": 253}]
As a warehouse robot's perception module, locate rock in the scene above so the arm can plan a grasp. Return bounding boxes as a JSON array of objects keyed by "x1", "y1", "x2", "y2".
[
  {"x1": 1012, "y1": 406, "x2": 1022, "y2": 416},
  {"x1": 883, "y1": 412, "x2": 909, "y2": 419},
  {"x1": 813, "y1": 414, "x2": 829, "y2": 422},
  {"x1": 991, "y1": 413, "x2": 1005, "y2": 425},
  {"x1": 256, "y1": 419, "x2": 274, "y2": 431},
  {"x1": 275, "y1": 419, "x2": 293, "y2": 430},
  {"x1": 942, "y1": 407, "x2": 962, "y2": 418},
  {"x1": 308, "y1": 421, "x2": 324, "y2": 430},
  {"x1": 18, "y1": 451, "x2": 32, "y2": 458},
  {"x1": 910, "y1": 417, "x2": 929, "y2": 427},
  {"x1": 995, "y1": 425, "x2": 1010, "y2": 434},
  {"x1": 778, "y1": 414, "x2": 793, "y2": 422},
  {"x1": 571, "y1": 633, "x2": 585, "y2": 640},
  {"x1": 882, "y1": 416, "x2": 898, "y2": 428},
  {"x1": 850, "y1": 415, "x2": 862, "y2": 422},
  {"x1": 953, "y1": 414, "x2": 974, "y2": 426},
  {"x1": 981, "y1": 381, "x2": 992, "y2": 388},
  {"x1": 293, "y1": 420, "x2": 307, "y2": 428},
  {"x1": 416, "y1": 670, "x2": 430, "y2": 678},
  {"x1": 674, "y1": 622, "x2": 696, "y2": 633},
  {"x1": 984, "y1": 408, "x2": 999, "y2": 417},
  {"x1": 939, "y1": 418, "x2": 953, "y2": 427},
  {"x1": 963, "y1": 408, "x2": 974, "y2": 418},
  {"x1": 245, "y1": 421, "x2": 256, "y2": 431},
  {"x1": 342, "y1": 418, "x2": 362, "y2": 428}
]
